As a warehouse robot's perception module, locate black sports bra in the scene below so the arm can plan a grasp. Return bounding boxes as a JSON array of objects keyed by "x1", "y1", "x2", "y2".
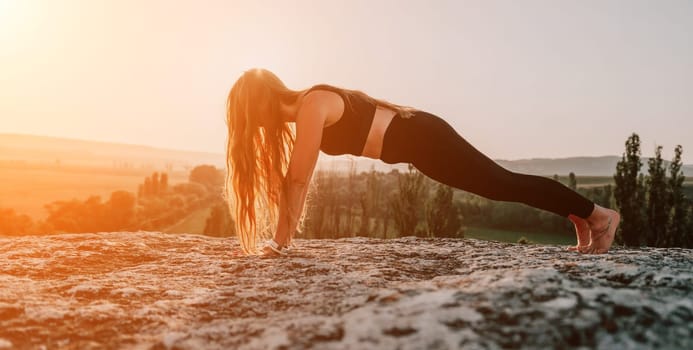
[{"x1": 305, "y1": 84, "x2": 377, "y2": 156}]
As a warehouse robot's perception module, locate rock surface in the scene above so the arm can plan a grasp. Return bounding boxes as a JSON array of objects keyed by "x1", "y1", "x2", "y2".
[{"x1": 0, "y1": 232, "x2": 691, "y2": 349}]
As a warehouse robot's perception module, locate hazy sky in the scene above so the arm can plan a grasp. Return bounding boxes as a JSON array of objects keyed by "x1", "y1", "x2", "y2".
[{"x1": 2, "y1": 0, "x2": 692, "y2": 163}]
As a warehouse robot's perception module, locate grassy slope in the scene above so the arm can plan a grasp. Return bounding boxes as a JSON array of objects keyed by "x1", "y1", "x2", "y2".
[
  {"x1": 162, "y1": 207, "x2": 212, "y2": 235},
  {"x1": 464, "y1": 225, "x2": 574, "y2": 245}
]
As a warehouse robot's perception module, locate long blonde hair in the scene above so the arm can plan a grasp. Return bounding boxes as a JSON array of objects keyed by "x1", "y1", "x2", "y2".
[{"x1": 225, "y1": 68, "x2": 418, "y2": 254}]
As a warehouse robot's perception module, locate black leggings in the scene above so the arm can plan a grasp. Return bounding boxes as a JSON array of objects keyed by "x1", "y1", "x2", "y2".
[{"x1": 380, "y1": 110, "x2": 595, "y2": 219}]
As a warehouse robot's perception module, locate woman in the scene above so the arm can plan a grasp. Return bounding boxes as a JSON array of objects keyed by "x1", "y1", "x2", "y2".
[{"x1": 225, "y1": 68, "x2": 620, "y2": 257}]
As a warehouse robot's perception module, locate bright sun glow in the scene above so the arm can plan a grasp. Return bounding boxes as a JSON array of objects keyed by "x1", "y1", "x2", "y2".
[
  {"x1": 0, "y1": 0, "x2": 21, "y2": 27},
  {"x1": 0, "y1": 0, "x2": 29, "y2": 48}
]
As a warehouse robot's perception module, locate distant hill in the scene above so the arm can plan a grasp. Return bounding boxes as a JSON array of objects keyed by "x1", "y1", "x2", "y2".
[
  {"x1": 0, "y1": 133, "x2": 225, "y2": 171},
  {"x1": 497, "y1": 155, "x2": 693, "y2": 177},
  {"x1": 3, "y1": 133, "x2": 691, "y2": 177},
  {"x1": 320, "y1": 155, "x2": 693, "y2": 177}
]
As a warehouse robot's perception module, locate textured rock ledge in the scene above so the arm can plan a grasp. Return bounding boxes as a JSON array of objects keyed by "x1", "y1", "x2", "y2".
[{"x1": 0, "y1": 232, "x2": 691, "y2": 349}]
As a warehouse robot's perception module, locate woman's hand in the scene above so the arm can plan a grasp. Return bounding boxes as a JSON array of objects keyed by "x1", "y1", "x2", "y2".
[
  {"x1": 259, "y1": 238, "x2": 288, "y2": 258},
  {"x1": 260, "y1": 245, "x2": 282, "y2": 258}
]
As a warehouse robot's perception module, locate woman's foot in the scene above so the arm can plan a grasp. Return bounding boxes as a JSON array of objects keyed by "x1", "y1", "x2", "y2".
[
  {"x1": 581, "y1": 205, "x2": 620, "y2": 254},
  {"x1": 567, "y1": 214, "x2": 591, "y2": 251}
]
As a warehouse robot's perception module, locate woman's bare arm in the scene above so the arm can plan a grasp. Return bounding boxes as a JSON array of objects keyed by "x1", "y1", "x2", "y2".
[{"x1": 272, "y1": 93, "x2": 326, "y2": 247}]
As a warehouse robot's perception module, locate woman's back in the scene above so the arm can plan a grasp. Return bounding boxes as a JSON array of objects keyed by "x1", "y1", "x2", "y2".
[{"x1": 305, "y1": 84, "x2": 378, "y2": 156}]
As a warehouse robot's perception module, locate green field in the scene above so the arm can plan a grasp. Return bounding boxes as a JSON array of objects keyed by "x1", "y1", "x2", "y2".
[
  {"x1": 564, "y1": 175, "x2": 613, "y2": 187},
  {"x1": 553, "y1": 175, "x2": 693, "y2": 188},
  {"x1": 464, "y1": 225, "x2": 574, "y2": 246}
]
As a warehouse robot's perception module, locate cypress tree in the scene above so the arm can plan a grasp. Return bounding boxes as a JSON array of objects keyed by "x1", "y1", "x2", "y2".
[
  {"x1": 359, "y1": 166, "x2": 383, "y2": 237},
  {"x1": 204, "y1": 203, "x2": 235, "y2": 237},
  {"x1": 390, "y1": 164, "x2": 427, "y2": 237},
  {"x1": 160, "y1": 173, "x2": 169, "y2": 194},
  {"x1": 425, "y1": 183, "x2": 462, "y2": 237},
  {"x1": 143, "y1": 177, "x2": 152, "y2": 197},
  {"x1": 613, "y1": 133, "x2": 646, "y2": 246},
  {"x1": 646, "y1": 145, "x2": 669, "y2": 246},
  {"x1": 151, "y1": 172, "x2": 160, "y2": 196},
  {"x1": 665, "y1": 145, "x2": 688, "y2": 247},
  {"x1": 686, "y1": 202, "x2": 693, "y2": 248},
  {"x1": 568, "y1": 172, "x2": 577, "y2": 191}
]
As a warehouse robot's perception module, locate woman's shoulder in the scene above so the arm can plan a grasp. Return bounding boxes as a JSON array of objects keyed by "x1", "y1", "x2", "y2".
[
  {"x1": 306, "y1": 83, "x2": 343, "y2": 95},
  {"x1": 305, "y1": 84, "x2": 347, "y2": 104},
  {"x1": 302, "y1": 84, "x2": 346, "y2": 121}
]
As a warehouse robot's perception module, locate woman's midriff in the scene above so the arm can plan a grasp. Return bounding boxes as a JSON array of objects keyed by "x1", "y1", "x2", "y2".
[{"x1": 360, "y1": 106, "x2": 397, "y2": 159}]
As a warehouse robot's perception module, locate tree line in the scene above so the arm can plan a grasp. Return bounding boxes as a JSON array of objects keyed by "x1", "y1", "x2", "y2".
[
  {"x1": 301, "y1": 163, "x2": 464, "y2": 239},
  {"x1": 299, "y1": 133, "x2": 692, "y2": 247},
  {"x1": 299, "y1": 163, "x2": 613, "y2": 240},
  {"x1": 2, "y1": 132, "x2": 691, "y2": 248},
  {"x1": 0, "y1": 165, "x2": 232, "y2": 236},
  {"x1": 614, "y1": 133, "x2": 693, "y2": 247}
]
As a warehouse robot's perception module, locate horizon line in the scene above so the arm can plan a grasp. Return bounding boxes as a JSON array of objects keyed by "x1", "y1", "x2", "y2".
[{"x1": 3, "y1": 132, "x2": 689, "y2": 165}]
